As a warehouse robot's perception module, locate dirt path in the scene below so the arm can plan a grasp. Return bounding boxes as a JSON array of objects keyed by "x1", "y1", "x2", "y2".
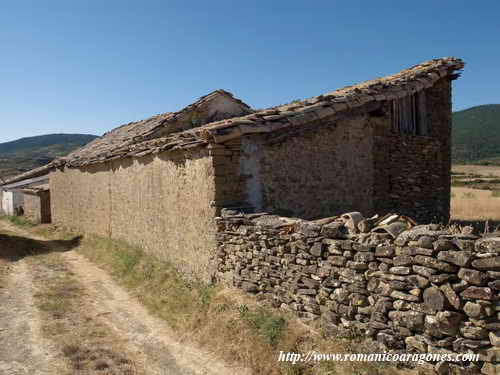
[
  {"x1": 0, "y1": 221, "x2": 245, "y2": 375},
  {"x1": 0, "y1": 258, "x2": 66, "y2": 375}
]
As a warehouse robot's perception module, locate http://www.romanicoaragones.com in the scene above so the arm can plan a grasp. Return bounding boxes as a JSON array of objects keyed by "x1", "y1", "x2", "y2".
[{"x1": 277, "y1": 351, "x2": 480, "y2": 365}]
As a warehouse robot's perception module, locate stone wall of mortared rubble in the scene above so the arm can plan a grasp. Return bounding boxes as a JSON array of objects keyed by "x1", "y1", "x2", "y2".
[
  {"x1": 214, "y1": 79, "x2": 453, "y2": 224},
  {"x1": 216, "y1": 210, "x2": 500, "y2": 374},
  {"x1": 24, "y1": 191, "x2": 51, "y2": 223},
  {"x1": 372, "y1": 78, "x2": 452, "y2": 224}
]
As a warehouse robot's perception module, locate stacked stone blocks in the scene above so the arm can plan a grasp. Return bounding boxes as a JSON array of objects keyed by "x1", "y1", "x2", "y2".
[{"x1": 216, "y1": 210, "x2": 499, "y2": 374}]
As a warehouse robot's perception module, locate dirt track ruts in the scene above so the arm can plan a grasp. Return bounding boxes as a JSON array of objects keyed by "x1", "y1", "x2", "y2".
[{"x1": 0, "y1": 220, "x2": 245, "y2": 375}]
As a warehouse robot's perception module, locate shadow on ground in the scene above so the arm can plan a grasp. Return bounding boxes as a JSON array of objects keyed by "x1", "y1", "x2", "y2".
[{"x1": 0, "y1": 232, "x2": 82, "y2": 261}]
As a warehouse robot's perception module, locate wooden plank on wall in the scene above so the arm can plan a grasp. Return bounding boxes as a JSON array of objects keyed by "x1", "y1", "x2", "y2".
[
  {"x1": 416, "y1": 91, "x2": 428, "y2": 136},
  {"x1": 391, "y1": 94, "x2": 422, "y2": 136}
]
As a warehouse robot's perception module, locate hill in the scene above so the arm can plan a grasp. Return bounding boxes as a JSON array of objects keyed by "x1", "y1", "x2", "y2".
[
  {"x1": 0, "y1": 133, "x2": 98, "y2": 179},
  {"x1": 452, "y1": 104, "x2": 500, "y2": 165}
]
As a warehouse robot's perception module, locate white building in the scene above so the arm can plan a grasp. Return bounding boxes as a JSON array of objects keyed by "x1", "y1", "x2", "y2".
[
  {"x1": 0, "y1": 175, "x2": 49, "y2": 216},
  {"x1": 1, "y1": 190, "x2": 24, "y2": 215}
]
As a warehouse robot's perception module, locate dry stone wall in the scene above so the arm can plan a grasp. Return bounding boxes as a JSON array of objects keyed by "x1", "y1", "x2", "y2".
[{"x1": 216, "y1": 209, "x2": 500, "y2": 374}]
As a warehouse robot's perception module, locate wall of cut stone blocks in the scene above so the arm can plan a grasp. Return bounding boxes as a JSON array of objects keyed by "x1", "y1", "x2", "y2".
[
  {"x1": 216, "y1": 210, "x2": 499, "y2": 374},
  {"x1": 209, "y1": 140, "x2": 247, "y2": 210}
]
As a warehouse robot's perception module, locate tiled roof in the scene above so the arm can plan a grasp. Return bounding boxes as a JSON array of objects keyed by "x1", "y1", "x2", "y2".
[
  {"x1": 68, "y1": 57, "x2": 462, "y2": 166},
  {"x1": 1, "y1": 90, "x2": 251, "y2": 181},
  {"x1": 1, "y1": 164, "x2": 54, "y2": 187},
  {"x1": 3, "y1": 57, "x2": 464, "y2": 175},
  {"x1": 196, "y1": 57, "x2": 464, "y2": 144},
  {"x1": 63, "y1": 89, "x2": 252, "y2": 167}
]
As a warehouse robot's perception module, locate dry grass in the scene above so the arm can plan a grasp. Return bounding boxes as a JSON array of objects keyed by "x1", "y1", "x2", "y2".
[
  {"x1": 0, "y1": 228, "x2": 16, "y2": 287},
  {"x1": 451, "y1": 187, "x2": 500, "y2": 221},
  {"x1": 64, "y1": 233, "x2": 416, "y2": 375},
  {"x1": 27, "y1": 248, "x2": 141, "y2": 374},
  {"x1": 0, "y1": 215, "x2": 35, "y2": 227},
  {"x1": 451, "y1": 164, "x2": 500, "y2": 221},
  {"x1": 452, "y1": 164, "x2": 500, "y2": 178},
  {"x1": 75, "y1": 235, "x2": 295, "y2": 374}
]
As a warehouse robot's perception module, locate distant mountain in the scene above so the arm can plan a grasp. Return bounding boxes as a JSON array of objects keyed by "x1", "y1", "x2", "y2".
[
  {"x1": 0, "y1": 133, "x2": 98, "y2": 179},
  {"x1": 452, "y1": 104, "x2": 500, "y2": 165}
]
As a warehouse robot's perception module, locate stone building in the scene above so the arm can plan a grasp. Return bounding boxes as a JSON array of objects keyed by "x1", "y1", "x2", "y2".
[
  {"x1": 0, "y1": 175, "x2": 49, "y2": 217},
  {"x1": 43, "y1": 58, "x2": 461, "y2": 281}
]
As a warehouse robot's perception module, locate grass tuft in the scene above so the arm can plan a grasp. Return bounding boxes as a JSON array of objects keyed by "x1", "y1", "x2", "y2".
[
  {"x1": 238, "y1": 304, "x2": 287, "y2": 346},
  {"x1": 1, "y1": 215, "x2": 34, "y2": 227}
]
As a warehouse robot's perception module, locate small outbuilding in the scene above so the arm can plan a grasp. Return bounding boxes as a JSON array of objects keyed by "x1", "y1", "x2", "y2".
[
  {"x1": 20, "y1": 184, "x2": 51, "y2": 223},
  {"x1": 0, "y1": 174, "x2": 50, "y2": 219},
  {"x1": 0, "y1": 190, "x2": 24, "y2": 216}
]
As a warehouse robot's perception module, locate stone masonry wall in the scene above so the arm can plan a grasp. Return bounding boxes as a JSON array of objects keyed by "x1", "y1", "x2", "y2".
[
  {"x1": 23, "y1": 193, "x2": 41, "y2": 223},
  {"x1": 215, "y1": 83, "x2": 452, "y2": 223},
  {"x1": 428, "y1": 78, "x2": 453, "y2": 223},
  {"x1": 256, "y1": 114, "x2": 374, "y2": 219},
  {"x1": 373, "y1": 134, "x2": 445, "y2": 223},
  {"x1": 372, "y1": 78, "x2": 452, "y2": 224},
  {"x1": 24, "y1": 191, "x2": 51, "y2": 223},
  {"x1": 216, "y1": 210, "x2": 500, "y2": 374}
]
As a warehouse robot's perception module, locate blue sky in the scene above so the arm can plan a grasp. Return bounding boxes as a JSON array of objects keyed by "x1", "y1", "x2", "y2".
[{"x1": 1, "y1": 1, "x2": 499, "y2": 143}]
